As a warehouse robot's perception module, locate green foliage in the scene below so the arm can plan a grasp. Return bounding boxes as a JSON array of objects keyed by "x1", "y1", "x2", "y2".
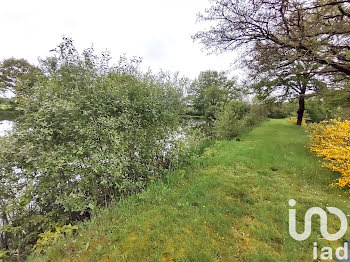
[
  {"x1": 0, "y1": 38, "x2": 183, "y2": 260},
  {"x1": 0, "y1": 104, "x2": 10, "y2": 110},
  {"x1": 250, "y1": 64, "x2": 327, "y2": 125},
  {"x1": 214, "y1": 100, "x2": 250, "y2": 139},
  {"x1": 214, "y1": 100, "x2": 267, "y2": 139},
  {"x1": 305, "y1": 97, "x2": 336, "y2": 122},
  {"x1": 243, "y1": 103, "x2": 268, "y2": 127},
  {"x1": 0, "y1": 98, "x2": 10, "y2": 105},
  {"x1": 165, "y1": 126, "x2": 209, "y2": 171},
  {"x1": 0, "y1": 58, "x2": 40, "y2": 95},
  {"x1": 27, "y1": 120, "x2": 350, "y2": 262},
  {"x1": 188, "y1": 70, "x2": 237, "y2": 119},
  {"x1": 267, "y1": 102, "x2": 296, "y2": 119},
  {"x1": 0, "y1": 250, "x2": 7, "y2": 262},
  {"x1": 0, "y1": 110, "x2": 17, "y2": 121},
  {"x1": 0, "y1": 98, "x2": 18, "y2": 120},
  {"x1": 266, "y1": 97, "x2": 339, "y2": 123},
  {"x1": 320, "y1": 80, "x2": 350, "y2": 119},
  {"x1": 33, "y1": 225, "x2": 78, "y2": 254},
  {"x1": 194, "y1": 0, "x2": 348, "y2": 124},
  {"x1": 0, "y1": 98, "x2": 14, "y2": 112}
]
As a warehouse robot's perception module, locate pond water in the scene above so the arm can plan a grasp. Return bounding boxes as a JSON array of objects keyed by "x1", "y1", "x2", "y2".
[{"x1": 0, "y1": 120, "x2": 14, "y2": 137}]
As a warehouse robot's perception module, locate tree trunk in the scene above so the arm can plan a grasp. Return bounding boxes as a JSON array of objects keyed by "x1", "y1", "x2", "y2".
[{"x1": 297, "y1": 87, "x2": 306, "y2": 125}]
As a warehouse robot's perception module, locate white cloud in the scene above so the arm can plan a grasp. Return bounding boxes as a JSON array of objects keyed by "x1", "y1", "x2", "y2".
[{"x1": 0, "y1": 0, "x2": 241, "y2": 78}]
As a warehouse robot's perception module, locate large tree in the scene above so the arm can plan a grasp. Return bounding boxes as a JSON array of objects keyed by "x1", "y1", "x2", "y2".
[
  {"x1": 193, "y1": 0, "x2": 350, "y2": 124},
  {"x1": 252, "y1": 63, "x2": 326, "y2": 124},
  {"x1": 0, "y1": 58, "x2": 40, "y2": 96},
  {"x1": 189, "y1": 70, "x2": 237, "y2": 119},
  {"x1": 193, "y1": 0, "x2": 350, "y2": 76},
  {"x1": 248, "y1": 42, "x2": 327, "y2": 124}
]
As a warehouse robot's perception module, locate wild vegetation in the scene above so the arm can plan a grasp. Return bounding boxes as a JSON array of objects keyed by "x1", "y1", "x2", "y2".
[
  {"x1": 0, "y1": 39, "x2": 188, "y2": 259},
  {"x1": 185, "y1": 71, "x2": 268, "y2": 139},
  {"x1": 193, "y1": 0, "x2": 350, "y2": 125},
  {"x1": 0, "y1": 58, "x2": 40, "y2": 96},
  {"x1": 27, "y1": 120, "x2": 350, "y2": 261},
  {"x1": 186, "y1": 70, "x2": 238, "y2": 120},
  {"x1": 0, "y1": 0, "x2": 350, "y2": 261},
  {"x1": 0, "y1": 98, "x2": 17, "y2": 121},
  {"x1": 214, "y1": 101, "x2": 267, "y2": 139}
]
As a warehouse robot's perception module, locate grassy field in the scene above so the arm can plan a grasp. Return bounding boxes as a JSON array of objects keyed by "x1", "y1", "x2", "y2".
[{"x1": 29, "y1": 119, "x2": 350, "y2": 262}]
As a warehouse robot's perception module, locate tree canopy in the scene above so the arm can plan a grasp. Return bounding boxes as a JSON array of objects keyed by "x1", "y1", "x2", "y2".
[
  {"x1": 193, "y1": 0, "x2": 350, "y2": 124},
  {"x1": 188, "y1": 70, "x2": 238, "y2": 119},
  {"x1": 193, "y1": 0, "x2": 350, "y2": 77},
  {"x1": 0, "y1": 58, "x2": 40, "y2": 96}
]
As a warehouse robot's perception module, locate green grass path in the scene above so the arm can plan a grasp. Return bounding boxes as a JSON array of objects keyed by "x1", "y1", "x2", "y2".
[{"x1": 30, "y1": 119, "x2": 350, "y2": 262}]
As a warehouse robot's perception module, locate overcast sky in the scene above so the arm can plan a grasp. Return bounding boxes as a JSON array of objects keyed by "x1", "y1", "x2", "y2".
[{"x1": 0, "y1": 0, "x2": 240, "y2": 79}]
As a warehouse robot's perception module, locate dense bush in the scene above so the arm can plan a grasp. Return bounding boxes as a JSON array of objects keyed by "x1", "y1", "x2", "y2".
[
  {"x1": 267, "y1": 102, "x2": 296, "y2": 119},
  {"x1": 214, "y1": 101, "x2": 249, "y2": 139},
  {"x1": 188, "y1": 71, "x2": 237, "y2": 119},
  {"x1": 309, "y1": 119, "x2": 350, "y2": 188},
  {"x1": 0, "y1": 98, "x2": 17, "y2": 120},
  {"x1": 245, "y1": 103, "x2": 269, "y2": 127},
  {"x1": 214, "y1": 101, "x2": 267, "y2": 139},
  {"x1": 305, "y1": 97, "x2": 336, "y2": 122},
  {"x1": 0, "y1": 39, "x2": 184, "y2": 259}
]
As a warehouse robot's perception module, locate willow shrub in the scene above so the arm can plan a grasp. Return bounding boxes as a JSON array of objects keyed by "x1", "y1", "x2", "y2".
[
  {"x1": 0, "y1": 38, "x2": 184, "y2": 259},
  {"x1": 214, "y1": 101, "x2": 267, "y2": 139},
  {"x1": 309, "y1": 119, "x2": 350, "y2": 188}
]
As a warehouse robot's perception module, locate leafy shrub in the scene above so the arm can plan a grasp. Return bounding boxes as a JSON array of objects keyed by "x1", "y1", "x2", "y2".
[
  {"x1": 305, "y1": 97, "x2": 335, "y2": 122},
  {"x1": 0, "y1": 38, "x2": 183, "y2": 259},
  {"x1": 214, "y1": 101, "x2": 267, "y2": 139},
  {"x1": 0, "y1": 250, "x2": 6, "y2": 262},
  {"x1": 214, "y1": 100, "x2": 249, "y2": 139},
  {"x1": 0, "y1": 104, "x2": 10, "y2": 110},
  {"x1": 164, "y1": 126, "x2": 209, "y2": 171},
  {"x1": 33, "y1": 225, "x2": 78, "y2": 254},
  {"x1": 245, "y1": 103, "x2": 268, "y2": 127},
  {"x1": 196, "y1": 138, "x2": 216, "y2": 156},
  {"x1": 267, "y1": 102, "x2": 296, "y2": 119},
  {"x1": 309, "y1": 119, "x2": 350, "y2": 188}
]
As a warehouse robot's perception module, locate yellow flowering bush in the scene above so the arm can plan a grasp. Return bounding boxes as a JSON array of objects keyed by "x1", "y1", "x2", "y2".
[{"x1": 308, "y1": 119, "x2": 350, "y2": 188}]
